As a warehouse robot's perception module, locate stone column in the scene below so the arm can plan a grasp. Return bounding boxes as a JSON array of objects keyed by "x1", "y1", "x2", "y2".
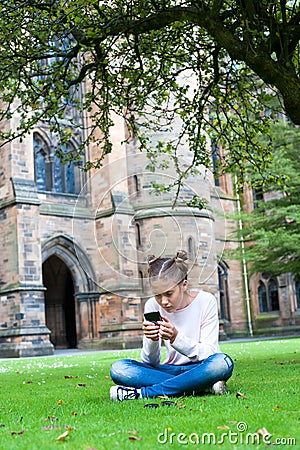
[
  {"x1": 0, "y1": 125, "x2": 53, "y2": 357},
  {"x1": 0, "y1": 179, "x2": 54, "y2": 357}
]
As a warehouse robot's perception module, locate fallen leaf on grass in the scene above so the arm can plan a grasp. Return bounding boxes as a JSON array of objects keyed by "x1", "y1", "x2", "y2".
[
  {"x1": 71, "y1": 411, "x2": 78, "y2": 416},
  {"x1": 56, "y1": 427, "x2": 73, "y2": 442},
  {"x1": 56, "y1": 430, "x2": 69, "y2": 441},
  {"x1": 272, "y1": 405, "x2": 282, "y2": 411},
  {"x1": 128, "y1": 435, "x2": 142, "y2": 441},
  {"x1": 236, "y1": 392, "x2": 247, "y2": 399},
  {"x1": 11, "y1": 428, "x2": 25, "y2": 435},
  {"x1": 76, "y1": 383, "x2": 86, "y2": 388},
  {"x1": 57, "y1": 399, "x2": 64, "y2": 406},
  {"x1": 64, "y1": 375, "x2": 74, "y2": 379}
]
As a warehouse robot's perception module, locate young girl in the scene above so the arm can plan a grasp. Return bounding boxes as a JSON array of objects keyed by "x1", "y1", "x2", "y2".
[{"x1": 110, "y1": 250, "x2": 234, "y2": 401}]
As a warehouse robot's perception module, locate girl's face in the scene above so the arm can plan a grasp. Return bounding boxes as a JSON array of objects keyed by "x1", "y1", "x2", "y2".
[{"x1": 151, "y1": 279, "x2": 188, "y2": 312}]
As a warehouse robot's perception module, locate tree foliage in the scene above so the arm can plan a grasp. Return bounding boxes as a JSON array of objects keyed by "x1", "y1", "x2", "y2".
[
  {"x1": 234, "y1": 123, "x2": 300, "y2": 277},
  {"x1": 0, "y1": 1, "x2": 299, "y2": 183}
]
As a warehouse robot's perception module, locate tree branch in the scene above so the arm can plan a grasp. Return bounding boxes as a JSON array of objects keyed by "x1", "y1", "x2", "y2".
[{"x1": 97, "y1": 5, "x2": 300, "y2": 122}]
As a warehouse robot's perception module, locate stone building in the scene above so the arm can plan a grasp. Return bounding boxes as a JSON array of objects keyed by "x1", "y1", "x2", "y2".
[{"x1": 0, "y1": 105, "x2": 299, "y2": 357}]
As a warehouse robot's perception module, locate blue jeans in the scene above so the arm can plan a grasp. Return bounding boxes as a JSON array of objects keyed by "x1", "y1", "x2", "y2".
[{"x1": 110, "y1": 353, "x2": 234, "y2": 398}]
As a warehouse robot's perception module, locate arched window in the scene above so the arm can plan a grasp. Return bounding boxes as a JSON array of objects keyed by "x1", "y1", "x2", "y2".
[
  {"x1": 34, "y1": 134, "x2": 50, "y2": 191},
  {"x1": 34, "y1": 134, "x2": 81, "y2": 194},
  {"x1": 133, "y1": 175, "x2": 139, "y2": 192},
  {"x1": 35, "y1": 148, "x2": 46, "y2": 190},
  {"x1": 54, "y1": 154, "x2": 63, "y2": 192},
  {"x1": 54, "y1": 144, "x2": 78, "y2": 194},
  {"x1": 258, "y1": 274, "x2": 280, "y2": 313},
  {"x1": 258, "y1": 280, "x2": 268, "y2": 312},
  {"x1": 139, "y1": 270, "x2": 144, "y2": 292},
  {"x1": 218, "y1": 261, "x2": 230, "y2": 321},
  {"x1": 295, "y1": 280, "x2": 300, "y2": 309},
  {"x1": 268, "y1": 279, "x2": 279, "y2": 311},
  {"x1": 66, "y1": 161, "x2": 75, "y2": 194},
  {"x1": 252, "y1": 185, "x2": 264, "y2": 209},
  {"x1": 188, "y1": 237, "x2": 196, "y2": 260},
  {"x1": 135, "y1": 223, "x2": 141, "y2": 247}
]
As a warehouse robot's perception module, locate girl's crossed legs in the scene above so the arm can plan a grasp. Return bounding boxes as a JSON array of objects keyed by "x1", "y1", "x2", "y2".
[{"x1": 110, "y1": 353, "x2": 234, "y2": 398}]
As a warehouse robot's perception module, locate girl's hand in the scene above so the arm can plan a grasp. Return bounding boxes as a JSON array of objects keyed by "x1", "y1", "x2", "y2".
[
  {"x1": 158, "y1": 316, "x2": 178, "y2": 343},
  {"x1": 142, "y1": 320, "x2": 160, "y2": 341}
]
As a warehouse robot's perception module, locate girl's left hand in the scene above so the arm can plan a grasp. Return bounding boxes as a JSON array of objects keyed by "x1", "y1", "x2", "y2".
[{"x1": 158, "y1": 316, "x2": 178, "y2": 343}]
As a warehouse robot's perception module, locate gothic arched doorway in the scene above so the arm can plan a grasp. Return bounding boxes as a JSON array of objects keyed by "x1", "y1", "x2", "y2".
[{"x1": 43, "y1": 255, "x2": 77, "y2": 348}]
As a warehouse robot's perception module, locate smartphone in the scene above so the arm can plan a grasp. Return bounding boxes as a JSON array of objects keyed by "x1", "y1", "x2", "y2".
[{"x1": 144, "y1": 311, "x2": 162, "y2": 323}]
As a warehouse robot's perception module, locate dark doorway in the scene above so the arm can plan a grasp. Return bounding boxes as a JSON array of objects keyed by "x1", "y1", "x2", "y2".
[{"x1": 43, "y1": 255, "x2": 77, "y2": 348}]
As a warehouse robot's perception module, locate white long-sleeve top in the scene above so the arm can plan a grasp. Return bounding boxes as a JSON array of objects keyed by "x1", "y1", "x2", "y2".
[{"x1": 141, "y1": 290, "x2": 220, "y2": 366}]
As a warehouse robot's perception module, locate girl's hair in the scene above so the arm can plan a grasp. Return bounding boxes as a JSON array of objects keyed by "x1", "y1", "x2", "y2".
[{"x1": 147, "y1": 250, "x2": 189, "y2": 285}]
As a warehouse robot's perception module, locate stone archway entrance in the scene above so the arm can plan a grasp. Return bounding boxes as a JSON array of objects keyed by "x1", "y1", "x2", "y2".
[{"x1": 43, "y1": 255, "x2": 77, "y2": 348}]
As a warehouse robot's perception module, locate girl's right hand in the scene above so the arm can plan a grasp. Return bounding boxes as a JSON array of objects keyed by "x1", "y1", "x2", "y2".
[{"x1": 142, "y1": 321, "x2": 160, "y2": 341}]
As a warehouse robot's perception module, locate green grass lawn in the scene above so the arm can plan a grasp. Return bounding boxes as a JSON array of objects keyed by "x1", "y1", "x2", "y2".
[{"x1": 0, "y1": 338, "x2": 299, "y2": 450}]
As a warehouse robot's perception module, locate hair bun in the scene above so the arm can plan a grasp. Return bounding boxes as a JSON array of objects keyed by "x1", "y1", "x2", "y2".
[
  {"x1": 175, "y1": 250, "x2": 188, "y2": 262},
  {"x1": 147, "y1": 255, "x2": 157, "y2": 264}
]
